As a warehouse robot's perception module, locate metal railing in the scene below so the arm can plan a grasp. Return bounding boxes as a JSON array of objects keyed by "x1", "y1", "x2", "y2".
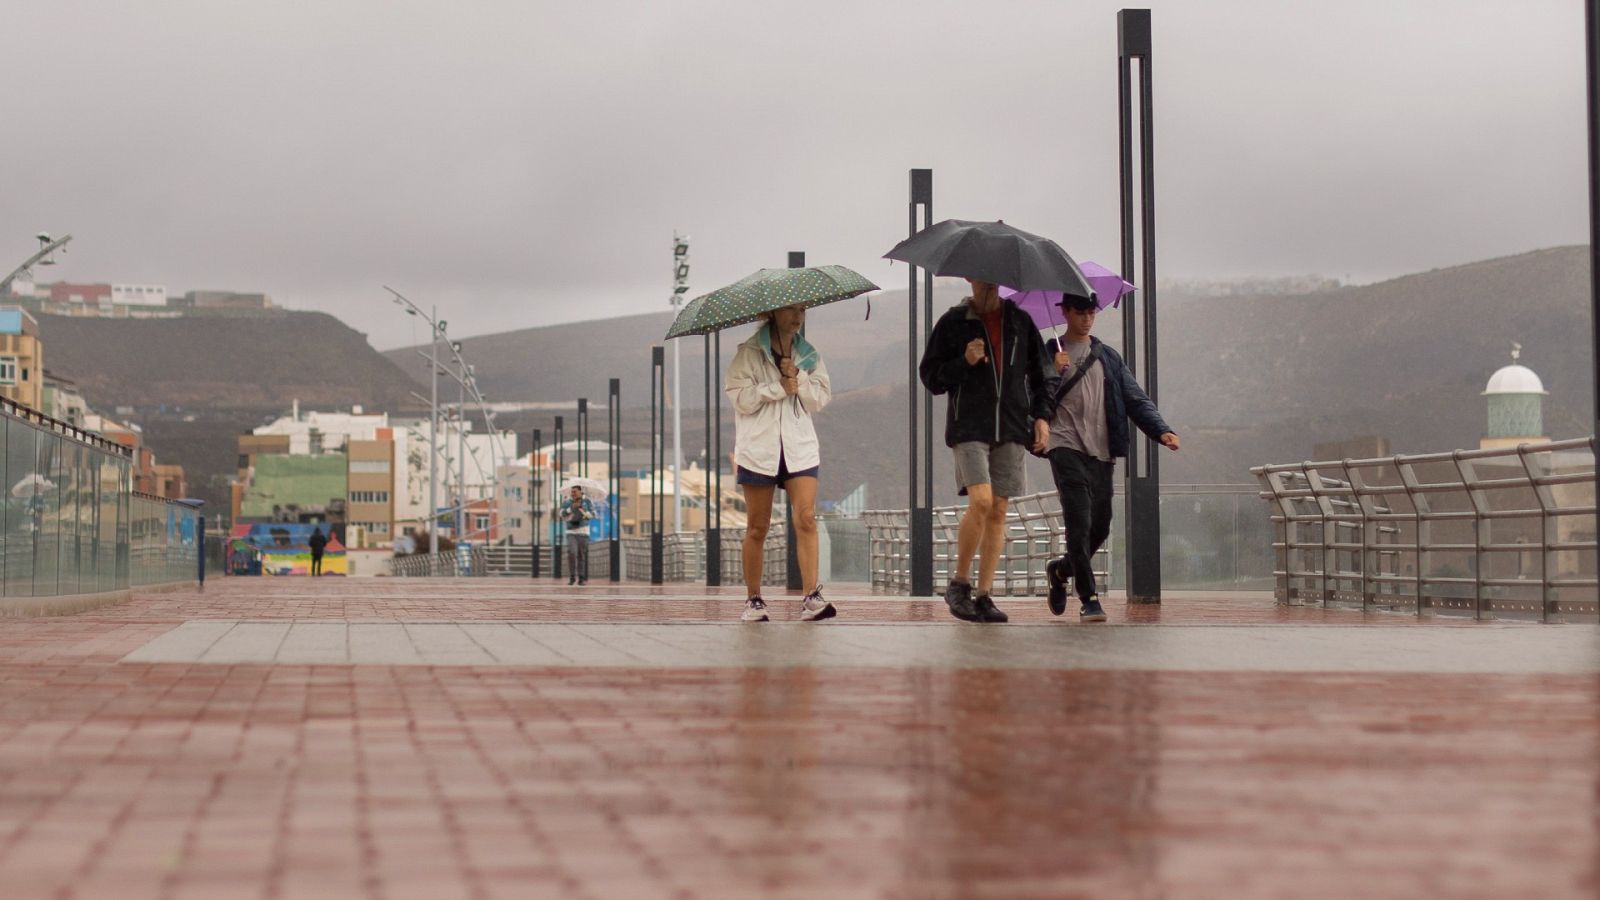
[
  {"x1": 1252, "y1": 437, "x2": 1598, "y2": 622},
  {"x1": 388, "y1": 545, "x2": 488, "y2": 577},
  {"x1": 478, "y1": 542, "x2": 615, "y2": 580},
  {"x1": 621, "y1": 529, "x2": 786, "y2": 584},
  {"x1": 864, "y1": 489, "x2": 1110, "y2": 596}
]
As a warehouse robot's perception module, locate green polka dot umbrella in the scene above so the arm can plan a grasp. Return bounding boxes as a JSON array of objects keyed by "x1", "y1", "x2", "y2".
[{"x1": 665, "y1": 265, "x2": 879, "y2": 339}]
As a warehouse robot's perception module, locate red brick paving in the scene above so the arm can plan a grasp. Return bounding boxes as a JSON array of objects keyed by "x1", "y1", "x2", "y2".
[{"x1": 0, "y1": 579, "x2": 1591, "y2": 899}]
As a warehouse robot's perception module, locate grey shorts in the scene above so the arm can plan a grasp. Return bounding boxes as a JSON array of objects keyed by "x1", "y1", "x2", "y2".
[{"x1": 952, "y1": 441, "x2": 1027, "y2": 498}]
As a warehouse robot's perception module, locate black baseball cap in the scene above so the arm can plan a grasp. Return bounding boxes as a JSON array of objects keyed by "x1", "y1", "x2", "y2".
[{"x1": 1055, "y1": 292, "x2": 1098, "y2": 311}]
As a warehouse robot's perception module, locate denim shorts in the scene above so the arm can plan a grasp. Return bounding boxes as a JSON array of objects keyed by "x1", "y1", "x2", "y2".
[{"x1": 736, "y1": 453, "x2": 818, "y2": 487}]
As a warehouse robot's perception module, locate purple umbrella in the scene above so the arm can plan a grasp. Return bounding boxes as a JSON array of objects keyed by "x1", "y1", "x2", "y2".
[{"x1": 1000, "y1": 261, "x2": 1136, "y2": 333}]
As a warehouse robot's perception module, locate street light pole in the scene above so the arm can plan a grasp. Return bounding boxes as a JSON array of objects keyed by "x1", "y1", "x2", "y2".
[
  {"x1": 0, "y1": 233, "x2": 73, "y2": 297},
  {"x1": 456, "y1": 352, "x2": 467, "y2": 545},
  {"x1": 429, "y1": 309, "x2": 442, "y2": 552}
]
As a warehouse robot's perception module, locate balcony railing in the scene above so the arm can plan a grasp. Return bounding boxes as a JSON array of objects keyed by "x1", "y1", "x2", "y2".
[{"x1": 1252, "y1": 437, "x2": 1598, "y2": 622}]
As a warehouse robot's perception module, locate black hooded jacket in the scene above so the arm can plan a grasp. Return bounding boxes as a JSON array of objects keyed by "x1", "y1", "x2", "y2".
[{"x1": 918, "y1": 298, "x2": 1055, "y2": 447}]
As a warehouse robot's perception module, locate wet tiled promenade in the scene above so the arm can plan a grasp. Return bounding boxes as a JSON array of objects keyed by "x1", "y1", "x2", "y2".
[{"x1": 0, "y1": 579, "x2": 1594, "y2": 899}]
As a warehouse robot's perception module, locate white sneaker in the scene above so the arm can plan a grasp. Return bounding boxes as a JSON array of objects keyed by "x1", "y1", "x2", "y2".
[
  {"x1": 741, "y1": 597, "x2": 769, "y2": 622},
  {"x1": 798, "y1": 585, "x2": 836, "y2": 622}
]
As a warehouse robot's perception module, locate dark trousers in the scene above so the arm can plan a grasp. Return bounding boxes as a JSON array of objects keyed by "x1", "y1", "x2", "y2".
[
  {"x1": 310, "y1": 549, "x2": 324, "y2": 576},
  {"x1": 1048, "y1": 447, "x2": 1114, "y2": 602}
]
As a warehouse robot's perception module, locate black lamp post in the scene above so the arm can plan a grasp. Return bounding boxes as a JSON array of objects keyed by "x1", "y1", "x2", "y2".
[
  {"x1": 1119, "y1": 8, "x2": 1162, "y2": 604},
  {"x1": 578, "y1": 398, "x2": 589, "y2": 478},
  {"x1": 530, "y1": 427, "x2": 541, "y2": 578},
  {"x1": 651, "y1": 346, "x2": 666, "y2": 584},
  {"x1": 1586, "y1": 0, "x2": 1598, "y2": 589},
  {"x1": 785, "y1": 250, "x2": 805, "y2": 591},
  {"x1": 553, "y1": 415, "x2": 564, "y2": 581},
  {"x1": 704, "y1": 333, "x2": 721, "y2": 586},
  {"x1": 907, "y1": 168, "x2": 935, "y2": 597},
  {"x1": 609, "y1": 378, "x2": 622, "y2": 582}
]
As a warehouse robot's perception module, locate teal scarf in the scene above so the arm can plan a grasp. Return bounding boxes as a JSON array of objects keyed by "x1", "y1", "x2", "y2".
[{"x1": 758, "y1": 322, "x2": 818, "y2": 372}]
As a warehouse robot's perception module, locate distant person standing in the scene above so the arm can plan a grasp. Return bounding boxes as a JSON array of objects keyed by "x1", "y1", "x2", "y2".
[
  {"x1": 307, "y1": 527, "x2": 328, "y2": 576},
  {"x1": 919, "y1": 278, "x2": 1055, "y2": 623},
  {"x1": 560, "y1": 485, "x2": 595, "y2": 586},
  {"x1": 1042, "y1": 292, "x2": 1178, "y2": 622}
]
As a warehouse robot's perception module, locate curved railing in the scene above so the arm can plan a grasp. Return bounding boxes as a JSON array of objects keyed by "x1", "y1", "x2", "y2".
[
  {"x1": 1252, "y1": 437, "x2": 1598, "y2": 622},
  {"x1": 864, "y1": 489, "x2": 1111, "y2": 596}
]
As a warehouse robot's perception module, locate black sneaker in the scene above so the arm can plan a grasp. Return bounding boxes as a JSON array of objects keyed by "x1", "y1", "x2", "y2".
[
  {"x1": 973, "y1": 594, "x2": 1009, "y2": 623},
  {"x1": 943, "y1": 580, "x2": 979, "y2": 622},
  {"x1": 567, "y1": 576, "x2": 576, "y2": 586},
  {"x1": 1079, "y1": 596, "x2": 1107, "y2": 623},
  {"x1": 1046, "y1": 558, "x2": 1071, "y2": 616}
]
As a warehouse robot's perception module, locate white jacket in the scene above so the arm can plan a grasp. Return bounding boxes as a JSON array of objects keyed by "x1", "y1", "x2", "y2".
[{"x1": 725, "y1": 328, "x2": 831, "y2": 476}]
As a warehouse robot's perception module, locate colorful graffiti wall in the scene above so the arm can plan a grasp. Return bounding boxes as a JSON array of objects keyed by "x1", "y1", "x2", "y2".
[{"x1": 229, "y1": 523, "x2": 347, "y2": 576}]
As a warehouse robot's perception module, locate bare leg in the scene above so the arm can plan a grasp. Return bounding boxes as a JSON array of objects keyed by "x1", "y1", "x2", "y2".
[
  {"x1": 741, "y1": 484, "x2": 775, "y2": 597},
  {"x1": 976, "y1": 495, "x2": 1010, "y2": 594},
  {"x1": 783, "y1": 476, "x2": 819, "y2": 593},
  {"x1": 954, "y1": 483, "x2": 994, "y2": 585}
]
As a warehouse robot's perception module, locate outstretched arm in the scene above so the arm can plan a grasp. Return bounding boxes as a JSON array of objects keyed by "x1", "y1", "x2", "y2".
[{"x1": 1120, "y1": 367, "x2": 1178, "y2": 450}]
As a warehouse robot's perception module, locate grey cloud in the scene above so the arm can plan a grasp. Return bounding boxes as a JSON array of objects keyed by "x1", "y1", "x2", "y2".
[{"x1": 2, "y1": 0, "x2": 1588, "y2": 349}]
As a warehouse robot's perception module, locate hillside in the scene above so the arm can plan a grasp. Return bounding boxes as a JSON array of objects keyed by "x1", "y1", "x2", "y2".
[
  {"x1": 39, "y1": 310, "x2": 422, "y2": 413},
  {"x1": 391, "y1": 247, "x2": 1596, "y2": 504}
]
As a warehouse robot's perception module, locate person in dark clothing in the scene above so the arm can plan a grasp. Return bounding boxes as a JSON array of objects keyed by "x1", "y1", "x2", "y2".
[
  {"x1": 307, "y1": 527, "x2": 328, "y2": 577},
  {"x1": 918, "y1": 278, "x2": 1056, "y2": 624},
  {"x1": 1043, "y1": 293, "x2": 1178, "y2": 622}
]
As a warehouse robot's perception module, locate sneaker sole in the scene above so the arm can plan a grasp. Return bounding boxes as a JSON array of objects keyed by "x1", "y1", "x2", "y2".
[
  {"x1": 741, "y1": 615, "x2": 769, "y2": 622},
  {"x1": 1080, "y1": 613, "x2": 1107, "y2": 623},
  {"x1": 800, "y1": 604, "x2": 837, "y2": 622}
]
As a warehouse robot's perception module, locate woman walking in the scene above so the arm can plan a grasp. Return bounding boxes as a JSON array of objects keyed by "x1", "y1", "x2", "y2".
[{"x1": 725, "y1": 303, "x2": 835, "y2": 623}]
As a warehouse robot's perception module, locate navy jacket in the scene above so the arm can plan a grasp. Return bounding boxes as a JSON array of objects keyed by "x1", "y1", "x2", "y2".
[
  {"x1": 1050, "y1": 336, "x2": 1173, "y2": 459},
  {"x1": 919, "y1": 299, "x2": 1054, "y2": 447}
]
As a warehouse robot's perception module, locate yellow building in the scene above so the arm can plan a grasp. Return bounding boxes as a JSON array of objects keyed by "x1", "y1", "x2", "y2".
[
  {"x1": 346, "y1": 432, "x2": 396, "y2": 548},
  {"x1": 0, "y1": 307, "x2": 43, "y2": 410}
]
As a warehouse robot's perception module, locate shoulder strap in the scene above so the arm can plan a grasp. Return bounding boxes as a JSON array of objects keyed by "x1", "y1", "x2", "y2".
[{"x1": 1051, "y1": 344, "x2": 1103, "y2": 407}]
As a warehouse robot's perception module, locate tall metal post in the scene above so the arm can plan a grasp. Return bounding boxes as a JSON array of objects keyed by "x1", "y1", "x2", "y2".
[
  {"x1": 456, "y1": 367, "x2": 467, "y2": 545},
  {"x1": 908, "y1": 169, "x2": 934, "y2": 596},
  {"x1": 553, "y1": 415, "x2": 564, "y2": 580},
  {"x1": 531, "y1": 428, "x2": 541, "y2": 577},
  {"x1": 609, "y1": 378, "x2": 622, "y2": 582},
  {"x1": 713, "y1": 332, "x2": 723, "y2": 583},
  {"x1": 671, "y1": 236, "x2": 691, "y2": 537},
  {"x1": 578, "y1": 398, "x2": 589, "y2": 478},
  {"x1": 1586, "y1": 0, "x2": 1599, "y2": 595},
  {"x1": 651, "y1": 346, "x2": 666, "y2": 584},
  {"x1": 704, "y1": 335, "x2": 721, "y2": 585},
  {"x1": 197, "y1": 514, "x2": 206, "y2": 586},
  {"x1": 785, "y1": 251, "x2": 805, "y2": 590},
  {"x1": 428, "y1": 308, "x2": 440, "y2": 552},
  {"x1": 1119, "y1": 8, "x2": 1162, "y2": 603}
]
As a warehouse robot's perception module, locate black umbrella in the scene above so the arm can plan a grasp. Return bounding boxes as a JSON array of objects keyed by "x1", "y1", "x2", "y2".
[{"x1": 883, "y1": 219, "x2": 1094, "y2": 298}]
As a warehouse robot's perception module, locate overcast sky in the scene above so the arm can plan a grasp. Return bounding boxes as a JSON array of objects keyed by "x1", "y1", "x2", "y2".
[{"x1": 4, "y1": 0, "x2": 1591, "y2": 349}]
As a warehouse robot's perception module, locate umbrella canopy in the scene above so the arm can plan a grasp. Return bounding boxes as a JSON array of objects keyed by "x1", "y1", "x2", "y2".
[
  {"x1": 665, "y1": 265, "x2": 878, "y2": 339},
  {"x1": 559, "y1": 477, "x2": 610, "y2": 499},
  {"x1": 883, "y1": 219, "x2": 1094, "y2": 297},
  {"x1": 1000, "y1": 261, "x2": 1138, "y2": 331}
]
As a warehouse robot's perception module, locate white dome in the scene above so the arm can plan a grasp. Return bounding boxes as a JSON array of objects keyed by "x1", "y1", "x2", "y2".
[{"x1": 1483, "y1": 364, "x2": 1546, "y2": 396}]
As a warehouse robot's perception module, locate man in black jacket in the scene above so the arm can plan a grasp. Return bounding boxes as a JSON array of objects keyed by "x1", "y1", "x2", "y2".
[
  {"x1": 918, "y1": 279, "x2": 1055, "y2": 623},
  {"x1": 1043, "y1": 292, "x2": 1178, "y2": 622}
]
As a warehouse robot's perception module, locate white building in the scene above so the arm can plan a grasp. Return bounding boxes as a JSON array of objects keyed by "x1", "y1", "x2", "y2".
[
  {"x1": 253, "y1": 405, "x2": 389, "y2": 455},
  {"x1": 111, "y1": 284, "x2": 167, "y2": 306},
  {"x1": 391, "y1": 416, "x2": 515, "y2": 540}
]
